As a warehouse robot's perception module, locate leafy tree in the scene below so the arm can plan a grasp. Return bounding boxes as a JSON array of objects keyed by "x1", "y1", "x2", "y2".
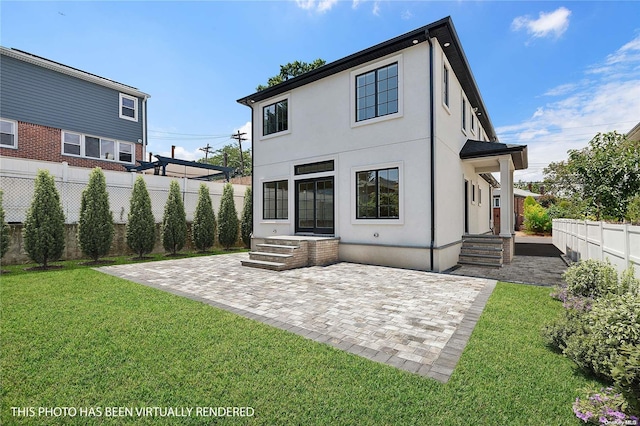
[
  {"x1": 514, "y1": 180, "x2": 544, "y2": 194},
  {"x1": 126, "y1": 176, "x2": 156, "y2": 259},
  {"x1": 240, "y1": 186, "x2": 252, "y2": 248},
  {"x1": 199, "y1": 144, "x2": 252, "y2": 176},
  {"x1": 218, "y1": 183, "x2": 239, "y2": 250},
  {"x1": 543, "y1": 131, "x2": 640, "y2": 220},
  {"x1": 192, "y1": 184, "x2": 216, "y2": 252},
  {"x1": 0, "y1": 191, "x2": 10, "y2": 260},
  {"x1": 23, "y1": 170, "x2": 65, "y2": 267},
  {"x1": 162, "y1": 180, "x2": 187, "y2": 255},
  {"x1": 523, "y1": 195, "x2": 537, "y2": 212},
  {"x1": 626, "y1": 195, "x2": 640, "y2": 225},
  {"x1": 77, "y1": 168, "x2": 114, "y2": 262},
  {"x1": 256, "y1": 59, "x2": 326, "y2": 91}
]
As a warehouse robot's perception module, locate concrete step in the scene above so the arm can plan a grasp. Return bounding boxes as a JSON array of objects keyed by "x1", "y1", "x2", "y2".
[
  {"x1": 460, "y1": 247, "x2": 503, "y2": 256},
  {"x1": 263, "y1": 238, "x2": 301, "y2": 247},
  {"x1": 249, "y1": 251, "x2": 293, "y2": 263},
  {"x1": 458, "y1": 259, "x2": 503, "y2": 268},
  {"x1": 241, "y1": 259, "x2": 288, "y2": 271},
  {"x1": 462, "y1": 238, "x2": 503, "y2": 245},
  {"x1": 459, "y1": 251, "x2": 502, "y2": 260},
  {"x1": 463, "y1": 234, "x2": 502, "y2": 239}
]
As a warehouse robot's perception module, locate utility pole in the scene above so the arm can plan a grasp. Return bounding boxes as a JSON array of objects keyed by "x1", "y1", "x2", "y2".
[
  {"x1": 199, "y1": 143, "x2": 214, "y2": 161},
  {"x1": 231, "y1": 131, "x2": 248, "y2": 175}
]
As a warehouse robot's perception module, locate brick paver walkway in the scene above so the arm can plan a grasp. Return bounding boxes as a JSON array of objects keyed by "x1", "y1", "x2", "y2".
[{"x1": 99, "y1": 253, "x2": 496, "y2": 382}]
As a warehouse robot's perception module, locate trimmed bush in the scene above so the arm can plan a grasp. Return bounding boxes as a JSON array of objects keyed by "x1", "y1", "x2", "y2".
[
  {"x1": 126, "y1": 176, "x2": 155, "y2": 259},
  {"x1": 162, "y1": 180, "x2": 187, "y2": 255},
  {"x1": 523, "y1": 195, "x2": 537, "y2": 211},
  {"x1": 192, "y1": 184, "x2": 216, "y2": 252},
  {"x1": 23, "y1": 170, "x2": 65, "y2": 267},
  {"x1": 0, "y1": 191, "x2": 10, "y2": 260},
  {"x1": 613, "y1": 344, "x2": 640, "y2": 413},
  {"x1": 563, "y1": 259, "x2": 620, "y2": 299},
  {"x1": 77, "y1": 168, "x2": 114, "y2": 262},
  {"x1": 523, "y1": 203, "x2": 551, "y2": 233},
  {"x1": 218, "y1": 183, "x2": 239, "y2": 250},
  {"x1": 240, "y1": 186, "x2": 252, "y2": 249}
]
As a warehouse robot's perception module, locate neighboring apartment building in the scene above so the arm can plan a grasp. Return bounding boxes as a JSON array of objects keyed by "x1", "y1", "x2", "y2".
[
  {"x1": 0, "y1": 47, "x2": 149, "y2": 171},
  {"x1": 237, "y1": 17, "x2": 527, "y2": 272}
]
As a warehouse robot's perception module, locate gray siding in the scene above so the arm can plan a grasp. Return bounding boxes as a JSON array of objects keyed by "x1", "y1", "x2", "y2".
[{"x1": 0, "y1": 54, "x2": 143, "y2": 142}]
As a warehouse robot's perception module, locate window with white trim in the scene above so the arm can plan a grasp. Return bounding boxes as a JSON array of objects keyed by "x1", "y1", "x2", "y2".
[
  {"x1": 263, "y1": 180, "x2": 288, "y2": 220},
  {"x1": 62, "y1": 131, "x2": 135, "y2": 163},
  {"x1": 493, "y1": 197, "x2": 500, "y2": 208},
  {"x1": 119, "y1": 93, "x2": 138, "y2": 122},
  {"x1": 356, "y1": 62, "x2": 398, "y2": 122},
  {"x1": 471, "y1": 108, "x2": 475, "y2": 133},
  {"x1": 356, "y1": 167, "x2": 399, "y2": 219},
  {"x1": 479, "y1": 187, "x2": 482, "y2": 206},
  {"x1": 443, "y1": 65, "x2": 449, "y2": 108},
  {"x1": 471, "y1": 183, "x2": 476, "y2": 204},
  {"x1": 263, "y1": 100, "x2": 288, "y2": 136},
  {"x1": 462, "y1": 97, "x2": 467, "y2": 132},
  {"x1": 0, "y1": 118, "x2": 17, "y2": 148}
]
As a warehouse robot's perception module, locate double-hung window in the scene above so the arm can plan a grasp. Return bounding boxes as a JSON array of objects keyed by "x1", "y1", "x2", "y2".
[
  {"x1": 356, "y1": 63, "x2": 398, "y2": 122},
  {"x1": 63, "y1": 131, "x2": 82, "y2": 155},
  {"x1": 263, "y1": 100, "x2": 288, "y2": 136},
  {"x1": 0, "y1": 118, "x2": 17, "y2": 148},
  {"x1": 356, "y1": 167, "x2": 399, "y2": 219},
  {"x1": 119, "y1": 93, "x2": 138, "y2": 122},
  {"x1": 263, "y1": 180, "x2": 288, "y2": 219}
]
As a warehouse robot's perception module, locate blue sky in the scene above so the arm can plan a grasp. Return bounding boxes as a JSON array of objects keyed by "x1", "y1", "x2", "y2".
[{"x1": 2, "y1": 1, "x2": 639, "y2": 181}]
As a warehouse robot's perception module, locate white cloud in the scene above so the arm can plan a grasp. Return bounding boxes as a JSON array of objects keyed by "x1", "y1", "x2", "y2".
[
  {"x1": 496, "y1": 35, "x2": 640, "y2": 182},
  {"x1": 235, "y1": 121, "x2": 252, "y2": 149},
  {"x1": 295, "y1": 0, "x2": 338, "y2": 13},
  {"x1": 401, "y1": 9, "x2": 413, "y2": 20},
  {"x1": 511, "y1": 7, "x2": 571, "y2": 40},
  {"x1": 155, "y1": 146, "x2": 201, "y2": 162},
  {"x1": 372, "y1": 0, "x2": 380, "y2": 16},
  {"x1": 588, "y1": 33, "x2": 640, "y2": 75}
]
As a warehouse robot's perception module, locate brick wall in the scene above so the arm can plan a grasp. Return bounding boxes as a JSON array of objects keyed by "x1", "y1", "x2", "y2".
[{"x1": 0, "y1": 121, "x2": 141, "y2": 172}]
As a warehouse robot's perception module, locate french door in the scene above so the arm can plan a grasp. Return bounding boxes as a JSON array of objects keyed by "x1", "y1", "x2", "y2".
[{"x1": 295, "y1": 177, "x2": 334, "y2": 235}]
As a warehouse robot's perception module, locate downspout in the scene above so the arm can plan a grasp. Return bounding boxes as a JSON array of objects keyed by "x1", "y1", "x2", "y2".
[
  {"x1": 142, "y1": 95, "x2": 149, "y2": 165},
  {"x1": 426, "y1": 31, "x2": 436, "y2": 271}
]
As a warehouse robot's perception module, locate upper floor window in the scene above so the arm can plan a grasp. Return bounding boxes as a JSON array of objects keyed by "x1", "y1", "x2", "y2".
[
  {"x1": 356, "y1": 63, "x2": 398, "y2": 122},
  {"x1": 62, "y1": 130, "x2": 135, "y2": 163},
  {"x1": 443, "y1": 65, "x2": 450, "y2": 108},
  {"x1": 263, "y1": 100, "x2": 288, "y2": 136},
  {"x1": 263, "y1": 180, "x2": 288, "y2": 220},
  {"x1": 356, "y1": 167, "x2": 399, "y2": 219},
  {"x1": 0, "y1": 118, "x2": 17, "y2": 148},
  {"x1": 470, "y1": 108, "x2": 475, "y2": 133},
  {"x1": 493, "y1": 197, "x2": 500, "y2": 208},
  {"x1": 462, "y1": 98, "x2": 467, "y2": 132},
  {"x1": 119, "y1": 93, "x2": 138, "y2": 122}
]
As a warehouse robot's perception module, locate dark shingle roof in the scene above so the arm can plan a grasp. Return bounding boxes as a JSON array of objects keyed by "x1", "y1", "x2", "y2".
[{"x1": 460, "y1": 139, "x2": 528, "y2": 170}]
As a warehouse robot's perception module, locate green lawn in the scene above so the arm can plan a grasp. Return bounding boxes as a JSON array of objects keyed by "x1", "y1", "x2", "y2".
[{"x1": 1, "y1": 266, "x2": 600, "y2": 425}]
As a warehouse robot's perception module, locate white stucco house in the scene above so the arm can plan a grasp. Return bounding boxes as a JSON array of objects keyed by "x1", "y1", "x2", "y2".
[{"x1": 237, "y1": 17, "x2": 528, "y2": 272}]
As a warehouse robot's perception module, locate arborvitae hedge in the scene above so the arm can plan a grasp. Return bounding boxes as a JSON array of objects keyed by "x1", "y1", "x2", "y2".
[
  {"x1": 192, "y1": 184, "x2": 216, "y2": 252},
  {"x1": 126, "y1": 176, "x2": 155, "y2": 259},
  {"x1": 77, "y1": 168, "x2": 114, "y2": 262},
  {"x1": 162, "y1": 180, "x2": 187, "y2": 255},
  {"x1": 240, "y1": 186, "x2": 252, "y2": 248},
  {"x1": 23, "y1": 170, "x2": 65, "y2": 267},
  {"x1": 218, "y1": 183, "x2": 239, "y2": 250}
]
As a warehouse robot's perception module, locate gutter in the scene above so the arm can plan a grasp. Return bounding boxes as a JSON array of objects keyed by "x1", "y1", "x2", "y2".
[
  {"x1": 426, "y1": 30, "x2": 436, "y2": 272},
  {"x1": 141, "y1": 95, "x2": 149, "y2": 164}
]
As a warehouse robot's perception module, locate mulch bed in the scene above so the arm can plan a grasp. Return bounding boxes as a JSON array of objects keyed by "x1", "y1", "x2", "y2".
[{"x1": 78, "y1": 260, "x2": 116, "y2": 266}]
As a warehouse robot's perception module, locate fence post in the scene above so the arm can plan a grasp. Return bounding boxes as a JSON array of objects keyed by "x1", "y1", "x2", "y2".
[{"x1": 624, "y1": 223, "x2": 630, "y2": 268}]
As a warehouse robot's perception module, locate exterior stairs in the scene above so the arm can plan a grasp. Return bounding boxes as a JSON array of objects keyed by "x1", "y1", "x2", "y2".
[
  {"x1": 242, "y1": 238, "x2": 308, "y2": 271},
  {"x1": 458, "y1": 234, "x2": 503, "y2": 268}
]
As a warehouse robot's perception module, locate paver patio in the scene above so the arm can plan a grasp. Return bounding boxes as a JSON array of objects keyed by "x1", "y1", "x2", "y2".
[{"x1": 99, "y1": 253, "x2": 496, "y2": 382}]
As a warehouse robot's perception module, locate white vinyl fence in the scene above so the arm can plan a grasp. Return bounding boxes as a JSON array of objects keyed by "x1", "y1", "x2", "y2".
[
  {"x1": 0, "y1": 157, "x2": 249, "y2": 224},
  {"x1": 553, "y1": 219, "x2": 640, "y2": 276}
]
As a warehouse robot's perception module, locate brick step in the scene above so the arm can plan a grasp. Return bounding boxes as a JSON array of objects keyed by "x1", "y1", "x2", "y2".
[
  {"x1": 249, "y1": 251, "x2": 293, "y2": 263},
  {"x1": 459, "y1": 254, "x2": 502, "y2": 264},
  {"x1": 255, "y1": 243, "x2": 299, "y2": 254},
  {"x1": 263, "y1": 238, "x2": 302, "y2": 247},
  {"x1": 241, "y1": 259, "x2": 287, "y2": 271},
  {"x1": 460, "y1": 246, "x2": 503, "y2": 255}
]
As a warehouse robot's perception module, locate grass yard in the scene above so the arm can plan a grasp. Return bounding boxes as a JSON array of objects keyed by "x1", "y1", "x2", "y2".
[{"x1": 1, "y1": 267, "x2": 601, "y2": 425}]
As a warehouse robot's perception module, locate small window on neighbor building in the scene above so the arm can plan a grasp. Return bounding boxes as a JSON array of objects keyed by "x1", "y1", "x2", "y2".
[
  {"x1": 63, "y1": 131, "x2": 82, "y2": 156},
  {"x1": 0, "y1": 118, "x2": 17, "y2": 148},
  {"x1": 119, "y1": 143, "x2": 133, "y2": 163},
  {"x1": 479, "y1": 187, "x2": 482, "y2": 205},
  {"x1": 493, "y1": 197, "x2": 500, "y2": 208},
  {"x1": 443, "y1": 65, "x2": 449, "y2": 108},
  {"x1": 471, "y1": 183, "x2": 475, "y2": 203},
  {"x1": 119, "y1": 93, "x2": 138, "y2": 122}
]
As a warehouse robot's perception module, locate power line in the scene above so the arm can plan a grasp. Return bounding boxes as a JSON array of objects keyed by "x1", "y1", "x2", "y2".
[{"x1": 231, "y1": 131, "x2": 248, "y2": 175}]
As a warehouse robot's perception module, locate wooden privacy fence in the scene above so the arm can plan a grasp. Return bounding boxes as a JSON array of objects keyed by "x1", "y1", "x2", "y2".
[{"x1": 553, "y1": 219, "x2": 640, "y2": 276}]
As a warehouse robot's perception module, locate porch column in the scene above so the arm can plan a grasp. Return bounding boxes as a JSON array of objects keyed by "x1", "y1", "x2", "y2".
[{"x1": 499, "y1": 157, "x2": 513, "y2": 237}]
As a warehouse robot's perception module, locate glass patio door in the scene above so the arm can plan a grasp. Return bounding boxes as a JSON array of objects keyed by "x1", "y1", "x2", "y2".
[{"x1": 295, "y1": 177, "x2": 334, "y2": 235}]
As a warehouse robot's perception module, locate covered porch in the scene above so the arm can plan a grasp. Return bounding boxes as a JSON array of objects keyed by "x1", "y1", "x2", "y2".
[{"x1": 460, "y1": 139, "x2": 528, "y2": 264}]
